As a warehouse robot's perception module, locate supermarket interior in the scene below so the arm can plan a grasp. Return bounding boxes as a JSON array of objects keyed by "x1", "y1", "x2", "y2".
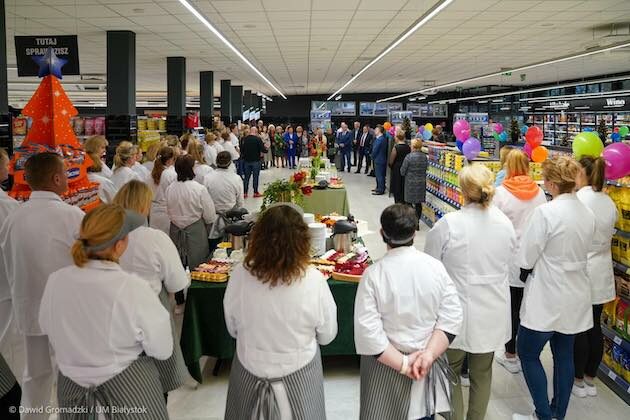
[{"x1": 1, "y1": 0, "x2": 630, "y2": 420}]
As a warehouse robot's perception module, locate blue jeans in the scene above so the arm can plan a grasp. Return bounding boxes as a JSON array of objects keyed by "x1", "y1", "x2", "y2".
[
  {"x1": 243, "y1": 161, "x2": 261, "y2": 194},
  {"x1": 374, "y1": 163, "x2": 386, "y2": 193},
  {"x1": 342, "y1": 150, "x2": 352, "y2": 171},
  {"x1": 518, "y1": 325, "x2": 575, "y2": 420},
  {"x1": 235, "y1": 159, "x2": 244, "y2": 179},
  {"x1": 287, "y1": 152, "x2": 296, "y2": 168}
]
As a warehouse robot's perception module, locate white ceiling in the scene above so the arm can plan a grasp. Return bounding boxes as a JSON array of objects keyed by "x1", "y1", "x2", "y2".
[{"x1": 4, "y1": 0, "x2": 630, "y2": 102}]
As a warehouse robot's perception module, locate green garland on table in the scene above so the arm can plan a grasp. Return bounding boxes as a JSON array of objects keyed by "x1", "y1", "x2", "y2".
[{"x1": 261, "y1": 179, "x2": 304, "y2": 210}]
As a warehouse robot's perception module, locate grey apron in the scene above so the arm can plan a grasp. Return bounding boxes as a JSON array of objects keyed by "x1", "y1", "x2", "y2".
[
  {"x1": 155, "y1": 287, "x2": 188, "y2": 393},
  {"x1": 169, "y1": 219, "x2": 210, "y2": 270},
  {"x1": 224, "y1": 349, "x2": 326, "y2": 420},
  {"x1": 57, "y1": 356, "x2": 168, "y2": 420},
  {"x1": 0, "y1": 353, "x2": 16, "y2": 397},
  {"x1": 359, "y1": 354, "x2": 456, "y2": 420}
]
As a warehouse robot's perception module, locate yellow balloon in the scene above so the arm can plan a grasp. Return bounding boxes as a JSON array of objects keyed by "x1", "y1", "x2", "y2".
[{"x1": 424, "y1": 123, "x2": 434, "y2": 132}]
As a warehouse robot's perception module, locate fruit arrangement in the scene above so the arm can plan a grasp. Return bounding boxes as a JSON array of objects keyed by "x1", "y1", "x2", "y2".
[
  {"x1": 191, "y1": 259, "x2": 233, "y2": 282},
  {"x1": 310, "y1": 246, "x2": 370, "y2": 282}
]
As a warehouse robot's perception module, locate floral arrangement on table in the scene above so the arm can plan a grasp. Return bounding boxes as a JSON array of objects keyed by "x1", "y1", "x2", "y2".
[{"x1": 261, "y1": 172, "x2": 313, "y2": 210}]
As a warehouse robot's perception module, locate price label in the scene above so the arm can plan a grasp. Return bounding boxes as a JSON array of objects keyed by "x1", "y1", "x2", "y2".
[
  {"x1": 608, "y1": 370, "x2": 617, "y2": 381},
  {"x1": 613, "y1": 336, "x2": 623, "y2": 345}
]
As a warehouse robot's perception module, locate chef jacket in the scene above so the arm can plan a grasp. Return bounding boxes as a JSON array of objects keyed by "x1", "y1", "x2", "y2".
[
  {"x1": 142, "y1": 160, "x2": 154, "y2": 173},
  {"x1": 493, "y1": 185, "x2": 547, "y2": 287},
  {"x1": 39, "y1": 260, "x2": 172, "y2": 387},
  {"x1": 149, "y1": 166, "x2": 177, "y2": 234},
  {"x1": 203, "y1": 169, "x2": 244, "y2": 214},
  {"x1": 0, "y1": 191, "x2": 84, "y2": 335},
  {"x1": 576, "y1": 186, "x2": 618, "y2": 305},
  {"x1": 88, "y1": 172, "x2": 118, "y2": 204},
  {"x1": 119, "y1": 226, "x2": 190, "y2": 295},
  {"x1": 110, "y1": 166, "x2": 141, "y2": 190},
  {"x1": 100, "y1": 164, "x2": 113, "y2": 179},
  {"x1": 516, "y1": 194, "x2": 595, "y2": 334},
  {"x1": 193, "y1": 163, "x2": 213, "y2": 185},
  {"x1": 166, "y1": 180, "x2": 217, "y2": 229},
  {"x1": 203, "y1": 143, "x2": 218, "y2": 167},
  {"x1": 132, "y1": 162, "x2": 152, "y2": 184},
  {"x1": 425, "y1": 204, "x2": 515, "y2": 353},
  {"x1": 354, "y1": 246, "x2": 462, "y2": 419},
  {"x1": 0, "y1": 191, "x2": 19, "y2": 341},
  {"x1": 220, "y1": 139, "x2": 240, "y2": 161}
]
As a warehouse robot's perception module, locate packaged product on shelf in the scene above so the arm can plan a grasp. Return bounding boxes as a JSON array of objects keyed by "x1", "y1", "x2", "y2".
[
  {"x1": 603, "y1": 336, "x2": 614, "y2": 367},
  {"x1": 618, "y1": 236, "x2": 630, "y2": 266},
  {"x1": 72, "y1": 117, "x2": 85, "y2": 136},
  {"x1": 602, "y1": 297, "x2": 618, "y2": 328},
  {"x1": 84, "y1": 117, "x2": 95, "y2": 136},
  {"x1": 616, "y1": 276, "x2": 630, "y2": 301},
  {"x1": 94, "y1": 117, "x2": 105, "y2": 135},
  {"x1": 613, "y1": 236, "x2": 620, "y2": 261},
  {"x1": 137, "y1": 119, "x2": 148, "y2": 131},
  {"x1": 147, "y1": 118, "x2": 158, "y2": 130},
  {"x1": 158, "y1": 119, "x2": 166, "y2": 131},
  {"x1": 12, "y1": 116, "x2": 28, "y2": 135},
  {"x1": 616, "y1": 300, "x2": 629, "y2": 338}
]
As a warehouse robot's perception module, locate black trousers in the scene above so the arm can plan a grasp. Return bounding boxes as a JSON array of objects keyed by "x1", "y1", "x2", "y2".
[
  {"x1": 0, "y1": 382, "x2": 21, "y2": 419},
  {"x1": 352, "y1": 145, "x2": 358, "y2": 166},
  {"x1": 574, "y1": 304, "x2": 604, "y2": 379},
  {"x1": 506, "y1": 286, "x2": 524, "y2": 354},
  {"x1": 356, "y1": 149, "x2": 366, "y2": 172}
]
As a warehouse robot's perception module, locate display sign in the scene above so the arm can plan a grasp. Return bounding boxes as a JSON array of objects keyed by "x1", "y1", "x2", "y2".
[
  {"x1": 14, "y1": 35, "x2": 80, "y2": 77},
  {"x1": 311, "y1": 101, "x2": 355, "y2": 116},
  {"x1": 360, "y1": 102, "x2": 403, "y2": 116},
  {"x1": 310, "y1": 110, "x2": 332, "y2": 131},
  {"x1": 406, "y1": 103, "x2": 448, "y2": 118},
  {"x1": 389, "y1": 111, "x2": 413, "y2": 124},
  {"x1": 243, "y1": 109, "x2": 250, "y2": 121},
  {"x1": 359, "y1": 102, "x2": 375, "y2": 116}
]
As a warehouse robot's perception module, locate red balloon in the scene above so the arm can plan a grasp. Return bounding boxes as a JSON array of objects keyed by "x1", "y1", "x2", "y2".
[{"x1": 525, "y1": 126, "x2": 543, "y2": 147}]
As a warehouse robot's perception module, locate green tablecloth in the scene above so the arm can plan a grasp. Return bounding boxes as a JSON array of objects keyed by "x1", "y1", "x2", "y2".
[
  {"x1": 180, "y1": 278, "x2": 358, "y2": 383},
  {"x1": 301, "y1": 187, "x2": 350, "y2": 216}
]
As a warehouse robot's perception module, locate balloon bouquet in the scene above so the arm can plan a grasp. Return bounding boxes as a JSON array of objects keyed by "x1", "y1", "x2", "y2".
[
  {"x1": 572, "y1": 129, "x2": 630, "y2": 180},
  {"x1": 453, "y1": 119, "x2": 481, "y2": 160},
  {"x1": 523, "y1": 126, "x2": 548, "y2": 163},
  {"x1": 492, "y1": 123, "x2": 508, "y2": 143}
]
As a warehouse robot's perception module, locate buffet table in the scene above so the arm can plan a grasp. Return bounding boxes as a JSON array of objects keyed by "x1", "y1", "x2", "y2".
[
  {"x1": 180, "y1": 277, "x2": 359, "y2": 383},
  {"x1": 301, "y1": 187, "x2": 350, "y2": 216}
]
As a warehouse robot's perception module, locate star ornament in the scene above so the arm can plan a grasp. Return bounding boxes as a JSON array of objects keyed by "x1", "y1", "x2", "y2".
[{"x1": 31, "y1": 47, "x2": 67, "y2": 79}]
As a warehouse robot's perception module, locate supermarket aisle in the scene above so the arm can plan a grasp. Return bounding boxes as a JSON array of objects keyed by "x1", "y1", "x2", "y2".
[{"x1": 167, "y1": 168, "x2": 629, "y2": 420}]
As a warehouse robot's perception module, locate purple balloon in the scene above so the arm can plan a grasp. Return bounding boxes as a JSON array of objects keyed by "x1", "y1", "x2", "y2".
[
  {"x1": 602, "y1": 142, "x2": 630, "y2": 180},
  {"x1": 523, "y1": 142, "x2": 533, "y2": 158},
  {"x1": 462, "y1": 137, "x2": 481, "y2": 160},
  {"x1": 418, "y1": 125, "x2": 424, "y2": 133},
  {"x1": 453, "y1": 119, "x2": 470, "y2": 140},
  {"x1": 494, "y1": 123, "x2": 504, "y2": 134}
]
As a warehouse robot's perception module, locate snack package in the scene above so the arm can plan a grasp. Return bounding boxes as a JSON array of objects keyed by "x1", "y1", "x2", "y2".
[
  {"x1": 84, "y1": 118, "x2": 95, "y2": 136},
  {"x1": 73, "y1": 117, "x2": 85, "y2": 136},
  {"x1": 615, "y1": 300, "x2": 629, "y2": 338},
  {"x1": 603, "y1": 337, "x2": 614, "y2": 367},
  {"x1": 94, "y1": 117, "x2": 105, "y2": 135},
  {"x1": 12, "y1": 116, "x2": 28, "y2": 135}
]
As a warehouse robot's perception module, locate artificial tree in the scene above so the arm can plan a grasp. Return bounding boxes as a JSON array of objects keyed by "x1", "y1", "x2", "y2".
[
  {"x1": 597, "y1": 118, "x2": 608, "y2": 142},
  {"x1": 510, "y1": 119, "x2": 520, "y2": 144}
]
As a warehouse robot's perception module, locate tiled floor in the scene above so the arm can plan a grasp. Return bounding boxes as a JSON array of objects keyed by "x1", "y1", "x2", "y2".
[{"x1": 168, "y1": 166, "x2": 629, "y2": 420}]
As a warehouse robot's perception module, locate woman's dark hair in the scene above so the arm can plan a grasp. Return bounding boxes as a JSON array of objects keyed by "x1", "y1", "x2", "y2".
[
  {"x1": 244, "y1": 205, "x2": 311, "y2": 287},
  {"x1": 174, "y1": 155, "x2": 196, "y2": 182},
  {"x1": 216, "y1": 151, "x2": 232, "y2": 168},
  {"x1": 152, "y1": 146, "x2": 175, "y2": 185},
  {"x1": 579, "y1": 156, "x2": 606, "y2": 192},
  {"x1": 380, "y1": 204, "x2": 417, "y2": 248}
]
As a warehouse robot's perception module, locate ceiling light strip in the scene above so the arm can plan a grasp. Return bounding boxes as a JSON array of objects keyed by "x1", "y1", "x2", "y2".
[
  {"x1": 376, "y1": 40, "x2": 630, "y2": 102},
  {"x1": 326, "y1": 0, "x2": 455, "y2": 100},
  {"x1": 177, "y1": 0, "x2": 286, "y2": 99}
]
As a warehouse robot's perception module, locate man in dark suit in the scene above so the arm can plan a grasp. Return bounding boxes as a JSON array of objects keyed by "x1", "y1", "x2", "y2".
[
  {"x1": 335, "y1": 122, "x2": 353, "y2": 172},
  {"x1": 371, "y1": 125, "x2": 388, "y2": 195},
  {"x1": 355, "y1": 125, "x2": 373, "y2": 174},
  {"x1": 351, "y1": 121, "x2": 361, "y2": 167}
]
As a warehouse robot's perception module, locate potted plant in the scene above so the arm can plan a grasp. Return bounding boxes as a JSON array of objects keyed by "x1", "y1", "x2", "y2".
[{"x1": 261, "y1": 172, "x2": 313, "y2": 210}]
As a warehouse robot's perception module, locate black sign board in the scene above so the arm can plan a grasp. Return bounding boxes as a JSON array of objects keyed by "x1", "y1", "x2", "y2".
[{"x1": 14, "y1": 35, "x2": 80, "y2": 77}]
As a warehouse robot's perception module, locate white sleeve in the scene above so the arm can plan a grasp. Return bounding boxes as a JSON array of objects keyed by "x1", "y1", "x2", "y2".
[
  {"x1": 200, "y1": 188, "x2": 217, "y2": 225},
  {"x1": 516, "y1": 207, "x2": 548, "y2": 270},
  {"x1": 424, "y1": 217, "x2": 450, "y2": 260},
  {"x1": 38, "y1": 274, "x2": 54, "y2": 337},
  {"x1": 130, "y1": 280, "x2": 173, "y2": 360},
  {"x1": 223, "y1": 266, "x2": 241, "y2": 338},
  {"x1": 155, "y1": 231, "x2": 189, "y2": 293},
  {"x1": 316, "y1": 276, "x2": 338, "y2": 345},
  {"x1": 353, "y1": 268, "x2": 389, "y2": 355},
  {"x1": 435, "y1": 264, "x2": 463, "y2": 336},
  {"x1": 235, "y1": 177, "x2": 244, "y2": 209}
]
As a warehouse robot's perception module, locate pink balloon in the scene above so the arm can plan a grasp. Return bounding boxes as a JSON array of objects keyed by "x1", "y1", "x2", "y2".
[
  {"x1": 453, "y1": 119, "x2": 470, "y2": 140},
  {"x1": 523, "y1": 142, "x2": 533, "y2": 158},
  {"x1": 494, "y1": 123, "x2": 504, "y2": 134},
  {"x1": 602, "y1": 142, "x2": 630, "y2": 180}
]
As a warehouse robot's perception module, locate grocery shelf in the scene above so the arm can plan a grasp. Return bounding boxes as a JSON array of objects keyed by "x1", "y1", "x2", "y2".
[
  {"x1": 614, "y1": 260, "x2": 630, "y2": 276},
  {"x1": 602, "y1": 324, "x2": 630, "y2": 353},
  {"x1": 428, "y1": 161, "x2": 458, "y2": 174},
  {"x1": 608, "y1": 180, "x2": 630, "y2": 188},
  {"x1": 597, "y1": 363, "x2": 630, "y2": 405},
  {"x1": 427, "y1": 173, "x2": 461, "y2": 191},
  {"x1": 426, "y1": 187, "x2": 461, "y2": 209},
  {"x1": 615, "y1": 228, "x2": 630, "y2": 239},
  {"x1": 420, "y1": 214, "x2": 434, "y2": 228}
]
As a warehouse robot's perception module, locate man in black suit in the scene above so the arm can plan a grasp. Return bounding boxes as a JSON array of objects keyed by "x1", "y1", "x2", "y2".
[
  {"x1": 355, "y1": 124, "x2": 373, "y2": 174},
  {"x1": 351, "y1": 121, "x2": 361, "y2": 167}
]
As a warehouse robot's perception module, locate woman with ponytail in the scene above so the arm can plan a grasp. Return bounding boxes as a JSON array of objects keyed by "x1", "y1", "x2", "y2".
[
  {"x1": 186, "y1": 138, "x2": 213, "y2": 183},
  {"x1": 150, "y1": 146, "x2": 177, "y2": 234},
  {"x1": 39, "y1": 204, "x2": 172, "y2": 419},
  {"x1": 110, "y1": 141, "x2": 141, "y2": 189},
  {"x1": 571, "y1": 156, "x2": 618, "y2": 399},
  {"x1": 425, "y1": 164, "x2": 516, "y2": 420}
]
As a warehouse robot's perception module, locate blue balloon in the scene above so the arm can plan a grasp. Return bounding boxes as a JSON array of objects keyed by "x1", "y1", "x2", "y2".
[
  {"x1": 611, "y1": 132, "x2": 621, "y2": 142},
  {"x1": 520, "y1": 125, "x2": 528, "y2": 135},
  {"x1": 422, "y1": 130, "x2": 432, "y2": 140},
  {"x1": 583, "y1": 127, "x2": 593, "y2": 132},
  {"x1": 499, "y1": 132, "x2": 508, "y2": 142},
  {"x1": 456, "y1": 140, "x2": 464, "y2": 152}
]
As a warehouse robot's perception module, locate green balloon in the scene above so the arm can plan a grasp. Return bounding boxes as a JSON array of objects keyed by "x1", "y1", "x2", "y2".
[
  {"x1": 573, "y1": 131, "x2": 604, "y2": 159},
  {"x1": 620, "y1": 125, "x2": 629, "y2": 138},
  {"x1": 493, "y1": 132, "x2": 501, "y2": 141}
]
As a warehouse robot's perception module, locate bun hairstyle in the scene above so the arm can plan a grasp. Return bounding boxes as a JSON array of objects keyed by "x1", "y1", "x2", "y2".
[
  {"x1": 411, "y1": 139, "x2": 423, "y2": 151},
  {"x1": 579, "y1": 156, "x2": 606, "y2": 192},
  {"x1": 205, "y1": 132, "x2": 217, "y2": 144},
  {"x1": 144, "y1": 141, "x2": 163, "y2": 163},
  {"x1": 505, "y1": 149, "x2": 530, "y2": 178},
  {"x1": 395, "y1": 131, "x2": 406, "y2": 142},
  {"x1": 113, "y1": 141, "x2": 134, "y2": 172},
  {"x1": 152, "y1": 146, "x2": 175, "y2": 185},
  {"x1": 83, "y1": 135, "x2": 108, "y2": 173},
  {"x1": 542, "y1": 156, "x2": 580, "y2": 194},
  {"x1": 459, "y1": 164, "x2": 495, "y2": 208},
  {"x1": 71, "y1": 204, "x2": 125, "y2": 267}
]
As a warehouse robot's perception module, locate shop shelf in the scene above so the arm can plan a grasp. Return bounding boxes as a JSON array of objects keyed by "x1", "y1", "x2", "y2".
[
  {"x1": 428, "y1": 161, "x2": 458, "y2": 174},
  {"x1": 426, "y1": 173, "x2": 461, "y2": 191},
  {"x1": 602, "y1": 324, "x2": 630, "y2": 353},
  {"x1": 608, "y1": 180, "x2": 630, "y2": 188},
  {"x1": 597, "y1": 363, "x2": 630, "y2": 405},
  {"x1": 420, "y1": 214, "x2": 434, "y2": 228},
  {"x1": 426, "y1": 187, "x2": 461, "y2": 209},
  {"x1": 615, "y1": 228, "x2": 630, "y2": 239},
  {"x1": 613, "y1": 260, "x2": 630, "y2": 275}
]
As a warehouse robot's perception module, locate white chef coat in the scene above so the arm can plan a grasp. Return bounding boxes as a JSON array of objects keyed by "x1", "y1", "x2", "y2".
[
  {"x1": 88, "y1": 172, "x2": 118, "y2": 204},
  {"x1": 132, "y1": 162, "x2": 152, "y2": 184},
  {"x1": 203, "y1": 169, "x2": 244, "y2": 214},
  {"x1": 0, "y1": 191, "x2": 19, "y2": 346},
  {"x1": 354, "y1": 246, "x2": 462, "y2": 419},
  {"x1": 100, "y1": 164, "x2": 113, "y2": 179},
  {"x1": 39, "y1": 260, "x2": 172, "y2": 387},
  {"x1": 110, "y1": 166, "x2": 141, "y2": 190},
  {"x1": 193, "y1": 162, "x2": 214, "y2": 184},
  {"x1": 425, "y1": 204, "x2": 515, "y2": 353},
  {"x1": 516, "y1": 194, "x2": 595, "y2": 334},
  {"x1": 119, "y1": 226, "x2": 190, "y2": 295},
  {"x1": 149, "y1": 166, "x2": 177, "y2": 234},
  {"x1": 0, "y1": 191, "x2": 84, "y2": 335},
  {"x1": 166, "y1": 180, "x2": 217, "y2": 229},
  {"x1": 143, "y1": 160, "x2": 155, "y2": 174},
  {"x1": 576, "y1": 186, "x2": 618, "y2": 305},
  {"x1": 494, "y1": 185, "x2": 547, "y2": 287},
  {"x1": 203, "y1": 143, "x2": 218, "y2": 167},
  {"x1": 220, "y1": 139, "x2": 240, "y2": 160},
  {"x1": 229, "y1": 132, "x2": 240, "y2": 150}
]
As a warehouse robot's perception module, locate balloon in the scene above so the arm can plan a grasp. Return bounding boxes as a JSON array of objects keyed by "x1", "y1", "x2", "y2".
[
  {"x1": 619, "y1": 125, "x2": 629, "y2": 138},
  {"x1": 583, "y1": 127, "x2": 593, "y2": 132},
  {"x1": 525, "y1": 126, "x2": 543, "y2": 147},
  {"x1": 614, "y1": 127, "x2": 620, "y2": 133},
  {"x1": 499, "y1": 132, "x2": 508, "y2": 143},
  {"x1": 520, "y1": 125, "x2": 528, "y2": 135},
  {"x1": 384, "y1": 122, "x2": 392, "y2": 130},
  {"x1": 531, "y1": 146, "x2": 548, "y2": 163},
  {"x1": 523, "y1": 142, "x2": 533, "y2": 158},
  {"x1": 462, "y1": 137, "x2": 481, "y2": 160},
  {"x1": 456, "y1": 140, "x2": 464, "y2": 152},
  {"x1": 572, "y1": 131, "x2": 604, "y2": 159},
  {"x1": 422, "y1": 130, "x2": 432, "y2": 141},
  {"x1": 418, "y1": 125, "x2": 424, "y2": 133},
  {"x1": 425, "y1": 123, "x2": 434, "y2": 132},
  {"x1": 388, "y1": 126, "x2": 396, "y2": 136},
  {"x1": 602, "y1": 143, "x2": 630, "y2": 179},
  {"x1": 493, "y1": 132, "x2": 501, "y2": 141},
  {"x1": 456, "y1": 128, "x2": 470, "y2": 141},
  {"x1": 453, "y1": 119, "x2": 470, "y2": 140},
  {"x1": 611, "y1": 132, "x2": 621, "y2": 142},
  {"x1": 494, "y1": 123, "x2": 504, "y2": 134}
]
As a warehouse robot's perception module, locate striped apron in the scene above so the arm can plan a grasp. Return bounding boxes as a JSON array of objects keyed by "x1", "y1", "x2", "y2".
[
  {"x1": 0, "y1": 353, "x2": 17, "y2": 398},
  {"x1": 169, "y1": 219, "x2": 210, "y2": 270},
  {"x1": 224, "y1": 350, "x2": 326, "y2": 420},
  {"x1": 359, "y1": 354, "x2": 456, "y2": 420},
  {"x1": 57, "y1": 356, "x2": 168, "y2": 420},
  {"x1": 155, "y1": 288, "x2": 188, "y2": 393}
]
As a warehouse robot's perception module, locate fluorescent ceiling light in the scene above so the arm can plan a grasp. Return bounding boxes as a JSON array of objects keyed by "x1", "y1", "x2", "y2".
[
  {"x1": 334, "y1": 95, "x2": 342, "y2": 100},
  {"x1": 177, "y1": 0, "x2": 286, "y2": 99},
  {"x1": 574, "y1": 106, "x2": 591, "y2": 109},
  {"x1": 326, "y1": 0, "x2": 454, "y2": 100},
  {"x1": 491, "y1": 99, "x2": 504, "y2": 103},
  {"x1": 377, "y1": 40, "x2": 630, "y2": 102},
  {"x1": 524, "y1": 89, "x2": 630, "y2": 103},
  {"x1": 478, "y1": 100, "x2": 488, "y2": 103}
]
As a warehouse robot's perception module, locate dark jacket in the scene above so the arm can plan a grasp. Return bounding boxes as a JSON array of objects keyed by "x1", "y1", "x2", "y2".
[
  {"x1": 371, "y1": 135, "x2": 387, "y2": 165},
  {"x1": 336, "y1": 130, "x2": 353, "y2": 153},
  {"x1": 359, "y1": 132, "x2": 373, "y2": 155}
]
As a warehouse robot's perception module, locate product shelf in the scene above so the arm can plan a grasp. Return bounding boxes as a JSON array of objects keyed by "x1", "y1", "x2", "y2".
[
  {"x1": 597, "y1": 363, "x2": 630, "y2": 405},
  {"x1": 420, "y1": 214, "x2": 434, "y2": 228},
  {"x1": 426, "y1": 187, "x2": 461, "y2": 209},
  {"x1": 615, "y1": 228, "x2": 630, "y2": 239},
  {"x1": 426, "y1": 173, "x2": 461, "y2": 191},
  {"x1": 428, "y1": 161, "x2": 458, "y2": 174},
  {"x1": 602, "y1": 324, "x2": 630, "y2": 353},
  {"x1": 613, "y1": 260, "x2": 630, "y2": 275}
]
